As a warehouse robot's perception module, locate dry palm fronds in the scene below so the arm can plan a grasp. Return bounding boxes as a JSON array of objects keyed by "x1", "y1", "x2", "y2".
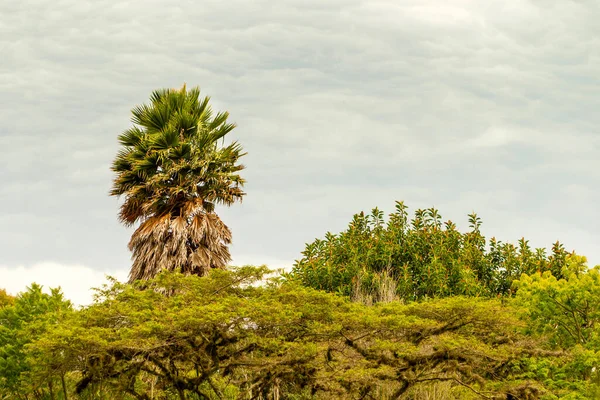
[{"x1": 128, "y1": 211, "x2": 232, "y2": 282}]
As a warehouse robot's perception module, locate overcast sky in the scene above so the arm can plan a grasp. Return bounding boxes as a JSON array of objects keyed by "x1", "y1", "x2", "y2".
[{"x1": 1, "y1": 0, "x2": 599, "y2": 304}]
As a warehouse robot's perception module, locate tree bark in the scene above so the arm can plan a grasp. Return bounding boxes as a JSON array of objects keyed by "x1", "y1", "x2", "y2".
[
  {"x1": 61, "y1": 374, "x2": 69, "y2": 400},
  {"x1": 48, "y1": 380, "x2": 56, "y2": 400}
]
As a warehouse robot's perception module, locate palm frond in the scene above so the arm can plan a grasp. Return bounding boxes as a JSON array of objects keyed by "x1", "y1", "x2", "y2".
[{"x1": 150, "y1": 129, "x2": 179, "y2": 151}]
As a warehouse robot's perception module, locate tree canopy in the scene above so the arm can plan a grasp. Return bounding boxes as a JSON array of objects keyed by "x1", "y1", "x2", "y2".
[
  {"x1": 8, "y1": 267, "x2": 591, "y2": 400},
  {"x1": 0, "y1": 284, "x2": 72, "y2": 399},
  {"x1": 290, "y1": 202, "x2": 570, "y2": 303}
]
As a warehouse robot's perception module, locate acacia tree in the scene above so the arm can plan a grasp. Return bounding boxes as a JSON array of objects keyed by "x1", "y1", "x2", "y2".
[
  {"x1": 111, "y1": 85, "x2": 246, "y2": 282},
  {"x1": 28, "y1": 268, "x2": 563, "y2": 399}
]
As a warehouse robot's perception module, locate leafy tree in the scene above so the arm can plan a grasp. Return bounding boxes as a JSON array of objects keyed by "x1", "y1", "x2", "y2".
[
  {"x1": 513, "y1": 256, "x2": 600, "y2": 397},
  {"x1": 514, "y1": 256, "x2": 600, "y2": 348},
  {"x1": 0, "y1": 289, "x2": 13, "y2": 308},
  {"x1": 28, "y1": 268, "x2": 570, "y2": 399},
  {"x1": 290, "y1": 201, "x2": 569, "y2": 302},
  {"x1": 515, "y1": 255, "x2": 600, "y2": 348},
  {"x1": 0, "y1": 284, "x2": 72, "y2": 399},
  {"x1": 111, "y1": 85, "x2": 246, "y2": 282}
]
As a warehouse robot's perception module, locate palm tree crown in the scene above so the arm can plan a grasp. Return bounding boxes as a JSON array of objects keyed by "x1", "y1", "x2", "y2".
[{"x1": 111, "y1": 85, "x2": 245, "y2": 282}]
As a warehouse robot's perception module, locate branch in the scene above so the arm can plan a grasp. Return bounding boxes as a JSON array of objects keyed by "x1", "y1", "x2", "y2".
[{"x1": 451, "y1": 378, "x2": 492, "y2": 399}]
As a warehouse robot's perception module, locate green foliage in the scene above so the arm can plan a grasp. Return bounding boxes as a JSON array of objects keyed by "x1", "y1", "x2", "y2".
[
  {"x1": 18, "y1": 268, "x2": 574, "y2": 399},
  {"x1": 0, "y1": 289, "x2": 13, "y2": 308},
  {"x1": 290, "y1": 201, "x2": 570, "y2": 302},
  {"x1": 514, "y1": 256, "x2": 600, "y2": 348},
  {"x1": 513, "y1": 256, "x2": 600, "y2": 397},
  {"x1": 111, "y1": 85, "x2": 245, "y2": 224},
  {"x1": 2, "y1": 264, "x2": 598, "y2": 399},
  {"x1": 0, "y1": 284, "x2": 72, "y2": 399}
]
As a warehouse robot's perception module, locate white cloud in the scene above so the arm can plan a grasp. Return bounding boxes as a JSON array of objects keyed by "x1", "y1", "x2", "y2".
[
  {"x1": 0, "y1": 259, "x2": 293, "y2": 307},
  {"x1": 467, "y1": 127, "x2": 520, "y2": 148},
  {"x1": 229, "y1": 255, "x2": 293, "y2": 272},
  {"x1": 0, "y1": 263, "x2": 128, "y2": 306}
]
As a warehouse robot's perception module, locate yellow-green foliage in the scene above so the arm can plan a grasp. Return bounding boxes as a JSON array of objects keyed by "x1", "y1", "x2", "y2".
[
  {"x1": 0, "y1": 289, "x2": 14, "y2": 308},
  {"x1": 2, "y1": 262, "x2": 599, "y2": 399},
  {"x1": 512, "y1": 257, "x2": 600, "y2": 397},
  {"x1": 0, "y1": 267, "x2": 581, "y2": 400}
]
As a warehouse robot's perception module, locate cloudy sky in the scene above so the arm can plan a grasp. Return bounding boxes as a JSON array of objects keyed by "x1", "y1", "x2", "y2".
[{"x1": 1, "y1": 0, "x2": 599, "y2": 304}]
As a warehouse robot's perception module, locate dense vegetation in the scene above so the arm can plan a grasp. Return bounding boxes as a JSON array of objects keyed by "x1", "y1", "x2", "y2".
[
  {"x1": 290, "y1": 203, "x2": 570, "y2": 303},
  {"x1": 2, "y1": 261, "x2": 600, "y2": 399},
  {"x1": 2, "y1": 86, "x2": 599, "y2": 399}
]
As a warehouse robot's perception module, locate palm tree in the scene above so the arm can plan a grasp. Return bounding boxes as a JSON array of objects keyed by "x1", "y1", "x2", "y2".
[{"x1": 110, "y1": 85, "x2": 246, "y2": 282}]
